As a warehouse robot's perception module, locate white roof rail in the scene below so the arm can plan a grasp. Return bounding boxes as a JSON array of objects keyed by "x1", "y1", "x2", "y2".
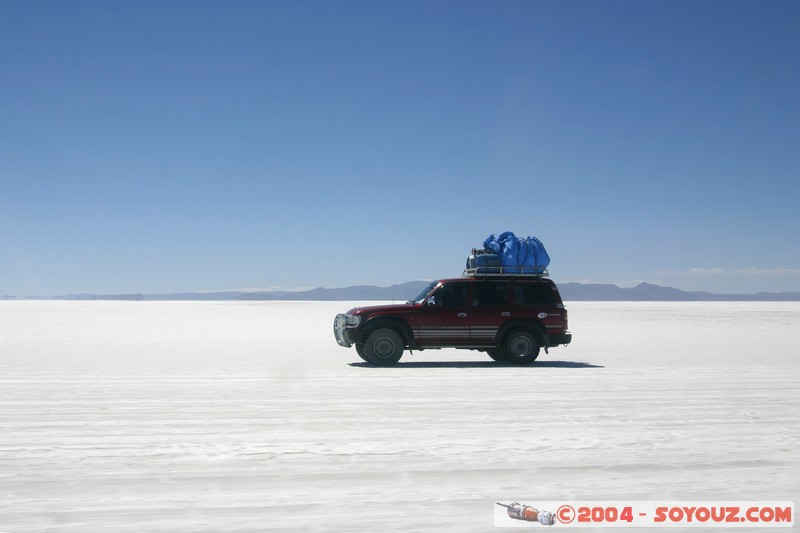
[{"x1": 462, "y1": 267, "x2": 549, "y2": 278}]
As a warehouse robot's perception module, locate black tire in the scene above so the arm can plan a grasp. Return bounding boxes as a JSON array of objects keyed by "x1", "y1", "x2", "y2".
[
  {"x1": 487, "y1": 349, "x2": 506, "y2": 362},
  {"x1": 503, "y1": 330, "x2": 540, "y2": 365},
  {"x1": 363, "y1": 328, "x2": 404, "y2": 366},
  {"x1": 355, "y1": 343, "x2": 368, "y2": 362}
]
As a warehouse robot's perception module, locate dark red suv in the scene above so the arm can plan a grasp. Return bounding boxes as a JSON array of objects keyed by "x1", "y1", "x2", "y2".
[{"x1": 333, "y1": 274, "x2": 571, "y2": 366}]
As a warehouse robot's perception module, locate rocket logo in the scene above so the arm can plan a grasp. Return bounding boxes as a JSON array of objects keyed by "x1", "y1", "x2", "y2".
[{"x1": 497, "y1": 502, "x2": 556, "y2": 525}]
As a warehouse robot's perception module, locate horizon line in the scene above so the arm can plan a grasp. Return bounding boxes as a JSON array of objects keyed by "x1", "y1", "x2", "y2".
[{"x1": 3, "y1": 279, "x2": 800, "y2": 300}]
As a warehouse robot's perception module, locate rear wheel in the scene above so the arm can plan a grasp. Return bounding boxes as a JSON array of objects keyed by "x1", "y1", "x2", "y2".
[
  {"x1": 503, "y1": 330, "x2": 540, "y2": 365},
  {"x1": 486, "y1": 349, "x2": 506, "y2": 362},
  {"x1": 363, "y1": 328, "x2": 404, "y2": 366}
]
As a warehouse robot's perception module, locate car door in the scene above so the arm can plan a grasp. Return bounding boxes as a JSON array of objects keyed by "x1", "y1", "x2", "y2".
[
  {"x1": 409, "y1": 282, "x2": 471, "y2": 346},
  {"x1": 468, "y1": 281, "x2": 510, "y2": 345}
]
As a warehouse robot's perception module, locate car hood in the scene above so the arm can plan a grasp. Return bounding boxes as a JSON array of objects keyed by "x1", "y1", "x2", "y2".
[{"x1": 346, "y1": 302, "x2": 420, "y2": 315}]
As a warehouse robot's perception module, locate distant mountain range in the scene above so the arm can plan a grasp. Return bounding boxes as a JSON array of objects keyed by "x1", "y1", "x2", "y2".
[
  {"x1": 557, "y1": 282, "x2": 800, "y2": 301},
  {"x1": 4, "y1": 280, "x2": 799, "y2": 301}
]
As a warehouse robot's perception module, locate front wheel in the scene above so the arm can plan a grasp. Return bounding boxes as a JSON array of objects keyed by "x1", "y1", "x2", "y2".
[
  {"x1": 363, "y1": 328, "x2": 404, "y2": 366},
  {"x1": 503, "y1": 330, "x2": 540, "y2": 365},
  {"x1": 355, "y1": 343, "x2": 368, "y2": 362}
]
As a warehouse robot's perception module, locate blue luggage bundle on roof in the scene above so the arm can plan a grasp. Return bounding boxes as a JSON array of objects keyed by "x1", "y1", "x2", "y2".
[{"x1": 466, "y1": 232, "x2": 550, "y2": 276}]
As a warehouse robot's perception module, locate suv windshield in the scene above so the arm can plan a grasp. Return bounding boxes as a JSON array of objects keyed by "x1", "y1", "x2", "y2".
[{"x1": 408, "y1": 281, "x2": 438, "y2": 303}]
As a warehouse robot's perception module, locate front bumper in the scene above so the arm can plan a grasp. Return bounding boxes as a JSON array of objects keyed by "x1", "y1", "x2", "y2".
[
  {"x1": 334, "y1": 314, "x2": 366, "y2": 348},
  {"x1": 333, "y1": 314, "x2": 352, "y2": 347}
]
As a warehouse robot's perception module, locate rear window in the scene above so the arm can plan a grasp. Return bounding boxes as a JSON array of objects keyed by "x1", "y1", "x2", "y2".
[{"x1": 513, "y1": 283, "x2": 554, "y2": 305}]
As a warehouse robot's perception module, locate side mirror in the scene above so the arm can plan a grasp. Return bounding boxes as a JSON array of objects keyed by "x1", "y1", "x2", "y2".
[{"x1": 426, "y1": 296, "x2": 437, "y2": 306}]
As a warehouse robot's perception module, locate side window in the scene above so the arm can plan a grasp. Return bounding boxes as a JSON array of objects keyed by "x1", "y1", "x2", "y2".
[
  {"x1": 473, "y1": 283, "x2": 508, "y2": 306},
  {"x1": 435, "y1": 283, "x2": 468, "y2": 307},
  {"x1": 513, "y1": 284, "x2": 554, "y2": 305}
]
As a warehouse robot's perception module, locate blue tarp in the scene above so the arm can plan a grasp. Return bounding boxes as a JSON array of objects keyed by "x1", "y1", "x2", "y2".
[{"x1": 483, "y1": 232, "x2": 550, "y2": 274}]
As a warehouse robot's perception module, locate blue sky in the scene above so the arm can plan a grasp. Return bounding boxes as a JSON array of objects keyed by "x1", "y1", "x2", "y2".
[{"x1": 2, "y1": 0, "x2": 799, "y2": 295}]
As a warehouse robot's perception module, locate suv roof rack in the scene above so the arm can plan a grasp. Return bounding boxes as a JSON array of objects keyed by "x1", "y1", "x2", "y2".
[{"x1": 462, "y1": 267, "x2": 549, "y2": 278}]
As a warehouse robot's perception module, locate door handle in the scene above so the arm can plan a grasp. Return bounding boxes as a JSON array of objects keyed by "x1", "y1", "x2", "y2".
[
  {"x1": 501, "y1": 312, "x2": 511, "y2": 317},
  {"x1": 457, "y1": 312, "x2": 468, "y2": 318}
]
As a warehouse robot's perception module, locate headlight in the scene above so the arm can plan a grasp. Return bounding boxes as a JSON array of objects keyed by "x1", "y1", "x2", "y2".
[{"x1": 344, "y1": 314, "x2": 361, "y2": 328}]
